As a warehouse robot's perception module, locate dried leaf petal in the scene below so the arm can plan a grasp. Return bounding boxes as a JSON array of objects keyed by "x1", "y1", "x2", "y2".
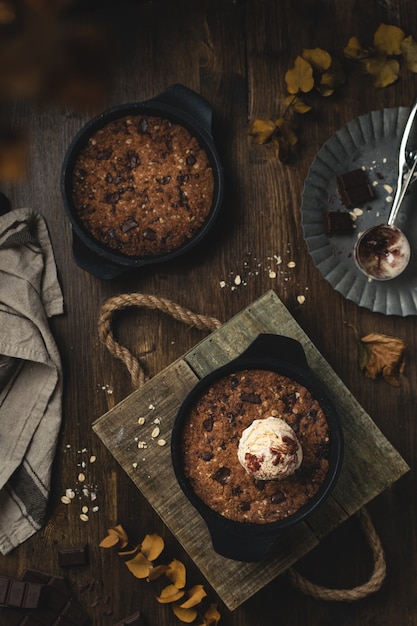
[
  {"x1": 172, "y1": 603, "x2": 198, "y2": 623},
  {"x1": 118, "y1": 545, "x2": 140, "y2": 558},
  {"x1": 359, "y1": 333, "x2": 406, "y2": 386},
  {"x1": 140, "y1": 533, "x2": 164, "y2": 562},
  {"x1": 344, "y1": 36, "x2": 369, "y2": 60},
  {"x1": 99, "y1": 524, "x2": 129, "y2": 549},
  {"x1": 285, "y1": 55, "x2": 314, "y2": 94},
  {"x1": 201, "y1": 603, "x2": 221, "y2": 625},
  {"x1": 284, "y1": 95, "x2": 312, "y2": 114},
  {"x1": 275, "y1": 118, "x2": 298, "y2": 147},
  {"x1": 166, "y1": 559, "x2": 187, "y2": 589},
  {"x1": 249, "y1": 118, "x2": 276, "y2": 143},
  {"x1": 156, "y1": 584, "x2": 185, "y2": 604},
  {"x1": 373, "y1": 23, "x2": 405, "y2": 55},
  {"x1": 401, "y1": 35, "x2": 417, "y2": 72},
  {"x1": 147, "y1": 564, "x2": 168, "y2": 582},
  {"x1": 180, "y1": 585, "x2": 207, "y2": 609},
  {"x1": 362, "y1": 55, "x2": 400, "y2": 87},
  {"x1": 302, "y1": 47, "x2": 332, "y2": 72},
  {"x1": 125, "y1": 552, "x2": 153, "y2": 579}
]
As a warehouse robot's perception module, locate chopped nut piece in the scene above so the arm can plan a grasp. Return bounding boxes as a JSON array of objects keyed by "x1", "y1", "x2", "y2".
[{"x1": 297, "y1": 295, "x2": 306, "y2": 304}]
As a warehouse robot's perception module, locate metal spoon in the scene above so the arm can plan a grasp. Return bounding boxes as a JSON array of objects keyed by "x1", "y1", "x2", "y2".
[{"x1": 355, "y1": 100, "x2": 417, "y2": 281}]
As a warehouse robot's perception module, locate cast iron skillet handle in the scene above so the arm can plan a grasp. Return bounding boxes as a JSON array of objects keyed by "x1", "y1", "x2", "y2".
[
  {"x1": 207, "y1": 521, "x2": 276, "y2": 562},
  {"x1": 239, "y1": 333, "x2": 309, "y2": 370},
  {"x1": 72, "y1": 233, "x2": 128, "y2": 280},
  {"x1": 147, "y1": 83, "x2": 213, "y2": 134}
]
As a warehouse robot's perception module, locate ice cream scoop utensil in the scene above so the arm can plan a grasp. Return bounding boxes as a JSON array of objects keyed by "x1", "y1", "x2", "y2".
[{"x1": 355, "y1": 101, "x2": 417, "y2": 280}]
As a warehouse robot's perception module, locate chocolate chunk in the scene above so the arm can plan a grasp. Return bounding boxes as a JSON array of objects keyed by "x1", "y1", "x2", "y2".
[
  {"x1": 202, "y1": 416, "x2": 214, "y2": 432},
  {"x1": 121, "y1": 218, "x2": 139, "y2": 233},
  {"x1": 240, "y1": 392, "x2": 261, "y2": 404},
  {"x1": 271, "y1": 489, "x2": 285, "y2": 504},
  {"x1": 213, "y1": 466, "x2": 231, "y2": 484},
  {"x1": 336, "y1": 168, "x2": 374, "y2": 208},
  {"x1": 58, "y1": 544, "x2": 89, "y2": 568},
  {"x1": 201, "y1": 451, "x2": 214, "y2": 461},
  {"x1": 142, "y1": 228, "x2": 157, "y2": 241},
  {"x1": 112, "y1": 610, "x2": 146, "y2": 625},
  {"x1": 323, "y1": 210, "x2": 353, "y2": 235},
  {"x1": 96, "y1": 148, "x2": 113, "y2": 161}
]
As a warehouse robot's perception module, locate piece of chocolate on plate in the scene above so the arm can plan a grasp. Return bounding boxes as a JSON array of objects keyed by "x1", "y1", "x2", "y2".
[
  {"x1": 336, "y1": 168, "x2": 374, "y2": 208},
  {"x1": 323, "y1": 210, "x2": 353, "y2": 235}
]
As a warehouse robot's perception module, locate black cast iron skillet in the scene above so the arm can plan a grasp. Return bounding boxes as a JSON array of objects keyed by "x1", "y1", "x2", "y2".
[
  {"x1": 60, "y1": 84, "x2": 224, "y2": 279},
  {"x1": 171, "y1": 334, "x2": 344, "y2": 562}
]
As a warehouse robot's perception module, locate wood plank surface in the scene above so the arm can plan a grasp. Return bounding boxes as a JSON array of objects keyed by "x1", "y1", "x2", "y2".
[
  {"x1": 1, "y1": 2, "x2": 417, "y2": 625},
  {"x1": 93, "y1": 291, "x2": 409, "y2": 610}
]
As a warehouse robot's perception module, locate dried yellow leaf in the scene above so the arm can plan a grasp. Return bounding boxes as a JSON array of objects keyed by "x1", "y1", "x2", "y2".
[
  {"x1": 302, "y1": 47, "x2": 332, "y2": 72},
  {"x1": 249, "y1": 118, "x2": 276, "y2": 144},
  {"x1": 359, "y1": 332, "x2": 406, "y2": 386},
  {"x1": 166, "y1": 559, "x2": 187, "y2": 589},
  {"x1": 172, "y1": 603, "x2": 198, "y2": 623},
  {"x1": 401, "y1": 35, "x2": 417, "y2": 72},
  {"x1": 140, "y1": 533, "x2": 164, "y2": 561},
  {"x1": 284, "y1": 95, "x2": 312, "y2": 114},
  {"x1": 99, "y1": 524, "x2": 129, "y2": 549},
  {"x1": 373, "y1": 23, "x2": 405, "y2": 55},
  {"x1": 156, "y1": 584, "x2": 185, "y2": 604},
  {"x1": 363, "y1": 55, "x2": 400, "y2": 87},
  {"x1": 285, "y1": 55, "x2": 314, "y2": 94},
  {"x1": 344, "y1": 36, "x2": 369, "y2": 60},
  {"x1": 125, "y1": 552, "x2": 153, "y2": 579},
  {"x1": 180, "y1": 584, "x2": 207, "y2": 609},
  {"x1": 275, "y1": 118, "x2": 298, "y2": 147}
]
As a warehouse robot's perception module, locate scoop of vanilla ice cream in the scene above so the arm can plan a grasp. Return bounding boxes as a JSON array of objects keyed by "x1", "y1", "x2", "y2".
[{"x1": 237, "y1": 416, "x2": 302, "y2": 481}]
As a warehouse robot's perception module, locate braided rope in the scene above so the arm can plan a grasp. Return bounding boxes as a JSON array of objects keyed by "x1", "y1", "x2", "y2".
[
  {"x1": 98, "y1": 292, "x2": 387, "y2": 601},
  {"x1": 285, "y1": 508, "x2": 386, "y2": 601},
  {"x1": 98, "y1": 292, "x2": 222, "y2": 387}
]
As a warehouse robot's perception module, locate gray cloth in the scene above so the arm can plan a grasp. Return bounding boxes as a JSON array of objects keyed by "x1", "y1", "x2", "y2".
[{"x1": 0, "y1": 207, "x2": 63, "y2": 555}]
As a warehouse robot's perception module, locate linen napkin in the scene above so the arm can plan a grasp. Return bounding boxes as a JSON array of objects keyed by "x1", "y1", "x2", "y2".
[{"x1": 0, "y1": 207, "x2": 63, "y2": 555}]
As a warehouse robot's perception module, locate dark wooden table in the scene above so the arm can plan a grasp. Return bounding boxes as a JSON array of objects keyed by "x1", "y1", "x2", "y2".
[{"x1": 1, "y1": 1, "x2": 417, "y2": 624}]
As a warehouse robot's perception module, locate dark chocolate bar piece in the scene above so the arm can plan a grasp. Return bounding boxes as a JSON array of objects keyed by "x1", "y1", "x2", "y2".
[
  {"x1": 323, "y1": 210, "x2": 353, "y2": 235},
  {"x1": 336, "y1": 168, "x2": 374, "y2": 208},
  {"x1": 0, "y1": 576, "x2": 45, "y2": 609},
  {"x1": 58, "y1": 544, "x2": 89, "y2": 568},
  {"x1": 112, "y1": 610, "x2": 145, "y2": 625},
  {"x1": 0, "y1": 569, "x2": 90, "y2": 625}
]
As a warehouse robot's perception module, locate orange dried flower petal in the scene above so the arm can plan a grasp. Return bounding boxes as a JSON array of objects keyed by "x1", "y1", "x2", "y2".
[
  {"x1": 99, "y1": 524, "x2": 129, "y2": 549},
  {"x1": 147, "y1": 564, "x2": 168, "y2": 582},
  {"x1": 202, "y1": 603, "x2": 221, "y2": 625},
  {"x1": 180, "y1": 584, "x2": 207, "y2": 609},
  {"x1": 166, "y1": 559, "x2": 187, "y2": 589},
  {"x1": 140, "y1": 533, "x2": 164, "y2": 562},
  {"x1": 125, "y1": 552, "x2": 153, "y2": 579},
  {"x1": 156, "y1": 584, "x2": 185, "y2": 604},
  {"x1": 172, "y1": 603, "x2": 198, "y2": 623}
]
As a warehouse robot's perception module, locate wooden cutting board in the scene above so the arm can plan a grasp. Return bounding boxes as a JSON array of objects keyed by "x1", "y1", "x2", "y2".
[{"x1": 92, "y1": 290, "x2": 409, "y2": 610}]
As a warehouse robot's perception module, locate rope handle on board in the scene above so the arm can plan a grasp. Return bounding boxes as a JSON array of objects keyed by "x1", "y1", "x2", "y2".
[{"x1": 97, "y1": 292, "x2": 387, "y2": 601}]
